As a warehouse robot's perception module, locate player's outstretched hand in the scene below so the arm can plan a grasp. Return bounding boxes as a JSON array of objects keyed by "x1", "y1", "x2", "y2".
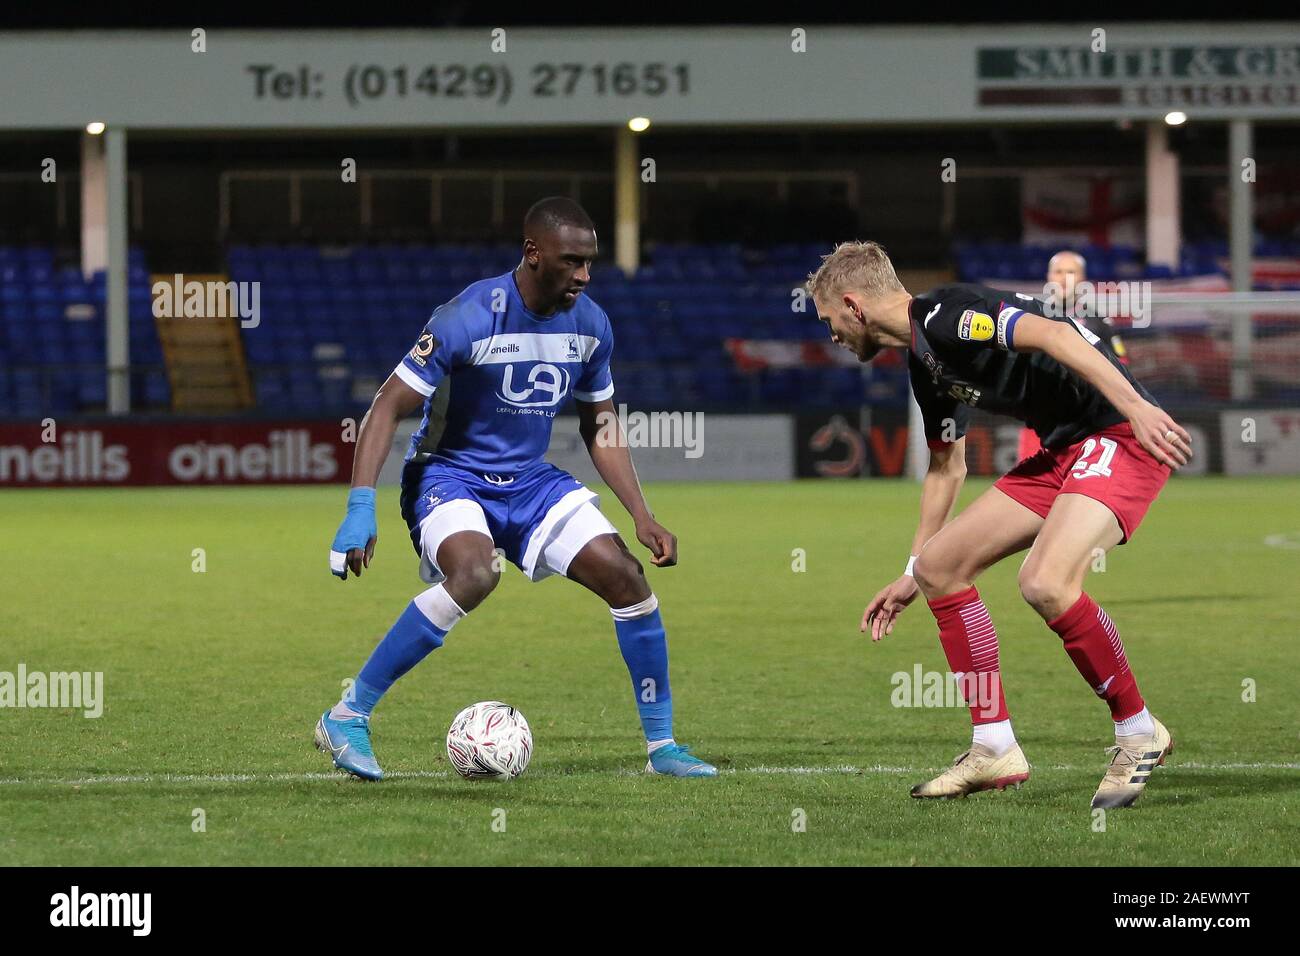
[
  {"x1": 329, "y1": 487, "x2": 378, "y2": 580},
  {"x1": 636, "y1": 518, "x2": 678, "y2": 568},
  {"x1": 1128, "y1": 400, "x2": 1192, "y2": 470},
  {"x1": 862, "y1": 574, "x2": 920, "y2": 642}
]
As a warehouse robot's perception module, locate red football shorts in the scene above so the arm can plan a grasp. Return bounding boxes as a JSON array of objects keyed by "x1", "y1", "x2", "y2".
[
  {"x1": 1017, "y1": 427, "x2": 1042, "y2": 460},
  {"x1": 995, "y1": 422, "x2": 1170, "y2": 543}
]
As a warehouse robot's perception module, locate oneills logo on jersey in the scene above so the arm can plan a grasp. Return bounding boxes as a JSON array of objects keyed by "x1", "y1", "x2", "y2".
[
  {"x1": 957, "y1": 310, "x2": 995, "y2": 342},
  {"x1": 409, "y1": 331, "x2": 437, "y2": 367}
]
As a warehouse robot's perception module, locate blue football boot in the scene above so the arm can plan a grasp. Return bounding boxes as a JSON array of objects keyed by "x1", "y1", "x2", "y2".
[
  {"x1": 314, "y1": 710, "x2": 384, "y2": 781},
  {"x1": 645, "y1": 742, "x2": 718, "y2": 777}
]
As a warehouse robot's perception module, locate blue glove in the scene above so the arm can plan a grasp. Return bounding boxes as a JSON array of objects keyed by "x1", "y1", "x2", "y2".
[{"x1": 329, "y1": 487, "x2": 377, "y2": 579}]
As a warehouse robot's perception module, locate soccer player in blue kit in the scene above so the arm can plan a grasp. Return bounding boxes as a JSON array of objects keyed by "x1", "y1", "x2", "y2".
[{"x1": 315, "y1": 197, "x2": 717, "y2": 780}]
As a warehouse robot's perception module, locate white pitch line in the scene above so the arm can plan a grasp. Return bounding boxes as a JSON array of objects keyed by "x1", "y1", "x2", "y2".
[
  {"x1": 0, "y1": 762, "x2": 1294, "y2": 787},
  {"x1": 0, "y1": 770, "x2": 451, "y2": 786}
]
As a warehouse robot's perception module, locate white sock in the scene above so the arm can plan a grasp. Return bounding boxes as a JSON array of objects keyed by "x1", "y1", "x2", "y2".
[
  {"x1": 413, "y1": 583, "x2": 467, "y2": 631},
  {"x1": 972, "y1": 719, "x2": 1016, "y2": 755},
  {"x1": 647, "y1": 738, "x2": 675, "y2": 755},
  {"x1": 1115, "y1": 707, "x2": 1155, "y2": 738},
  {"x1": 329, "y1": 701, "x2": 364, "y2": 720}
]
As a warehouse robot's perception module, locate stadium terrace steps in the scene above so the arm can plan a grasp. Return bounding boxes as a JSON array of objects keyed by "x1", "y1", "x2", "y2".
[{"x1": 153, "y1": 273, "x2": 254, "y2": 413}]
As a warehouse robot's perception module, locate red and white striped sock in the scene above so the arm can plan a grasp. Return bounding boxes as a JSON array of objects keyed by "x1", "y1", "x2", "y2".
[
  {"x1": 1047, "y1": 592, "x2": 1145, "y2": 723},
  {"x1": 926, "y1": 586, "x2": 1010, "y2": 730}
]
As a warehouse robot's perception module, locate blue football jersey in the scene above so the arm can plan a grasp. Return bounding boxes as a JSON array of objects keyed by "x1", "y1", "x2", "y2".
[{"x1": 393, "y1": 269, "x2": 615, "y2": 475}]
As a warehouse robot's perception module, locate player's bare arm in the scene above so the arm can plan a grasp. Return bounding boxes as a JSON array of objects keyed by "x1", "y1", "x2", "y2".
[
  {"x1": 863, "y1": 436, "x2": 967, "y2": 640},
  {"x1": 1012, "y1": 313, "x2": 1193, "y2": 469},
  {"x1": 336, "y1": 373, "x2": 426, "y2": 579},
  {"x1": 577, "y1": 397, "x2": 677, "y2": 567}
]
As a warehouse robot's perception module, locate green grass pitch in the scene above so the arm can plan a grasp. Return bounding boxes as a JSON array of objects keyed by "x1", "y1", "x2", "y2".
[{"x1": 2, "y1": 477, "x2": 1297, "y2": 866}]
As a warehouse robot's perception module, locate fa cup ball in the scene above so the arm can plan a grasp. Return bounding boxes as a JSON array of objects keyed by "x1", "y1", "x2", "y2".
[{"x1": 446, "y1": 701, "x2": 533, "y2": 780}]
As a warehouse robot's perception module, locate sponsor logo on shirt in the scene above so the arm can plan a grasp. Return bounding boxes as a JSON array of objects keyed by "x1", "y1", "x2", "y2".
[
  {"x1": 957, "y1": 310, "x2": 995, "y2": 342},
  {"x1": 496, "y1": 362, "x2": 570, "y2": 408},
  {"x1": 410, "y1": 331, "x2": 437, "y2": 367}
]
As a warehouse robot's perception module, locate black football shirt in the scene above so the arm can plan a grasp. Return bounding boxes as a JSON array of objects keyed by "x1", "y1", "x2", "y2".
[{"x1": 907, "y1": 283, "x2": 1156, "y2": 450}]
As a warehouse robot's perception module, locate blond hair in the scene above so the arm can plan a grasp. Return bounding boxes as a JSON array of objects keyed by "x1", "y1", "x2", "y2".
[{"x1": 805, "y1": 240, "x2": 905, "y2": 304}]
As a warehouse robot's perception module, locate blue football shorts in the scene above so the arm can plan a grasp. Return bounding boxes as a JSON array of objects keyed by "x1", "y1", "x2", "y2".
[{"x1": 399, "y1": 459, "x2": 618, "y2": 584}]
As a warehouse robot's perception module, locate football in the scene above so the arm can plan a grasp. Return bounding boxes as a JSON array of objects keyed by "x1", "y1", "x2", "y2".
[{"x1": 445, "y1": 701, "x2": 534, "y2": 780}]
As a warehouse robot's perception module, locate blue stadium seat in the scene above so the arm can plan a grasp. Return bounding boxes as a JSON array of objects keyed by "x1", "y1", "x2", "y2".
[
  {"x1": 143, "y1": 371, "x2": 170, "y2": 406},
  {"x1": 77, "y1": 377, "x2": 107, "y2": 407}
]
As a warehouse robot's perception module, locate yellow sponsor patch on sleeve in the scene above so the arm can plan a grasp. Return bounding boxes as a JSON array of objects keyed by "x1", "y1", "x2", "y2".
[{"x1": 957, "y1": 310, "x2": 995, "y2": 342}]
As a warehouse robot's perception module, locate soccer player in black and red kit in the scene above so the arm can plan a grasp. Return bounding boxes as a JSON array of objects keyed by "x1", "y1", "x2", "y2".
[{"x1": 807, "y1": 241, "x2": 1192, "y2": 809}]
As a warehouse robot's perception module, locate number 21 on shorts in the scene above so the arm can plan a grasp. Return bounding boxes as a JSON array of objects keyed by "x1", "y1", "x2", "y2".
[{"x1": 1071, "y1": 437, "x2": 1118, "y2": 480}]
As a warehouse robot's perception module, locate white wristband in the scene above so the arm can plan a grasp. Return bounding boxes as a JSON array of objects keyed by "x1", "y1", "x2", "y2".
[{"x1": 903, "y1": 555, "x2": 919, "y2": 577}]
